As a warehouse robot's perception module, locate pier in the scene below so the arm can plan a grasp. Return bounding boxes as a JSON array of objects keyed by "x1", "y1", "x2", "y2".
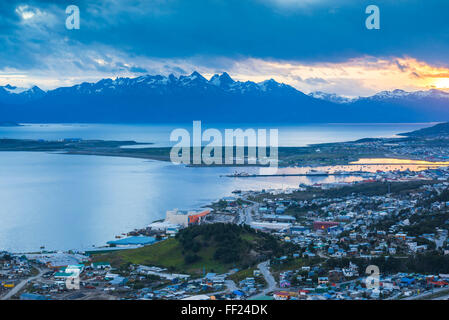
[{"x1": 224, "y1": 172, "x2": 365, "y2": 178}]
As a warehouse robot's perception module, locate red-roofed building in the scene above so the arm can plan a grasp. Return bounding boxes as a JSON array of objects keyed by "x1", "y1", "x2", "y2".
[{"x1": 313, "y1": 221, "x2": 339, "y2": 231}]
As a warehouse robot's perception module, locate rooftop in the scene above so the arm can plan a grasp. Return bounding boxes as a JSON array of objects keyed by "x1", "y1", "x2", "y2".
[{"x1": 107, "y1": 236, "x2": 156, "y2": 246}]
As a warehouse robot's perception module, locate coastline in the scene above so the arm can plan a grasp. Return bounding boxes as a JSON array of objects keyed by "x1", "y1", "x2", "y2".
[{"x1": 2, "y1": 122, "x2": 448, "y2": 253}]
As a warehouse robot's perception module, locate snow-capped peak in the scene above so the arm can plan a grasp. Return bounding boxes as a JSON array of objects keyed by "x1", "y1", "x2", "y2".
[
  {"x1": 367, "y1": 88, "x2": 449, "y2": 100},
  {"x1": 185, "y1": 71, "x2": 205, "y2": 81},
  {"x1": 0, "y1": 84, "x2": 45, "y2": 96},
  {"x1": 257, "y1": 79, "x2": 284, "y2": 92},
  {"x1": 209, "y1": 72, "x2": 235, "y2": 87},
  {"x1": 2, "y1": 84, "x2": 30, "y2": 94},
  {"x1": 309, "y1": 91, "x2": 355, "y2": 104}
]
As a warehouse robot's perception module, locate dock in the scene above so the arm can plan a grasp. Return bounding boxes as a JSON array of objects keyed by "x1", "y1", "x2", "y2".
[{"x1": 224, "y1": 172, "x2": 365, "y2": 178}]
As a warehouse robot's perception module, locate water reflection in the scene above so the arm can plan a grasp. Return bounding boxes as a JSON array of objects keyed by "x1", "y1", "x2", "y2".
[{"x1": 231, "y1": 158, "x2": 449, "y2": 178}]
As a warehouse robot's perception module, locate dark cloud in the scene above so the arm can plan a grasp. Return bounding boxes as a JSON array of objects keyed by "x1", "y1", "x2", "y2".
[
  {"x1": 165, "y1": 65, "x2": 187, "y2": 74},
  {"x1": 395, "y1": 60, "x2": 408, "y2": 72},
  {"x1": 129, "y1": 66, "x2": 148, "y2": 73},
  {"x1": 0, "y1": 0, "x2": 448, "y2": 73}
]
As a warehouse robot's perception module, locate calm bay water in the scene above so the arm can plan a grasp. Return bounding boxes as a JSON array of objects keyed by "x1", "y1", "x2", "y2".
[
  {"x1": 0, "y1": 123, "x2": 435, "y2": 252},
  {"x1": 0, "y1": 152, "x2": 357, "y2": 252},
  {"x1": 0, "y1": 122, "x2": 434, "y2": 146}
]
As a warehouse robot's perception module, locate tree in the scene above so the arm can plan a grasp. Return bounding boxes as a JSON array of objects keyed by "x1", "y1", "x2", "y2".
[{"x1": 184, "y1": 254, "x2": 201, "y2": 264}]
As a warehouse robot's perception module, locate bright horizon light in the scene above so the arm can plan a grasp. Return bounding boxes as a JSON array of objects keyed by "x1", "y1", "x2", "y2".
[{"x1": 434, "y1": 78, "x2": 449, "y2": 89}]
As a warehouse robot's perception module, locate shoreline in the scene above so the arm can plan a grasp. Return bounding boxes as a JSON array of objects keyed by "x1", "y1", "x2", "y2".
[
  {"x1": 2, "y1": 122, "x2": 448, "y2": 254},
  {"x1": 0, "y1": 134, "x2": 423, "y2": 168}
]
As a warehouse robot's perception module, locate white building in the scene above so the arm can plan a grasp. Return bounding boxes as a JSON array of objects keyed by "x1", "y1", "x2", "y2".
[
  {"x1": 149, "y1": 221, "x2": 181, "y2": 234},
  {"x1": 165, "y1": 208, "x2": 210, "y2": 227},
  {"x1": 250, "y1": 221, "x2": 292, "y2": 231}
]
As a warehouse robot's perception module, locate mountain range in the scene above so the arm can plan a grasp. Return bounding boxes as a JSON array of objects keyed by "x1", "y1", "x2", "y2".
[{"x1": 1, "y1": 72, "x2": 449, "y2": 123}]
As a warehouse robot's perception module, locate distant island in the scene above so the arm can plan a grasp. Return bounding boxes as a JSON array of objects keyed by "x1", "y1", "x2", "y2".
[
  {"x1": 0, "y1": 122, "x2": 21, "y2": 127},
  {"x1": 0, "y1": 122, "x2": 447, "y2": 167},
  {"x1": 400, "y1": 122, "x2": 449, "y2": 137}
]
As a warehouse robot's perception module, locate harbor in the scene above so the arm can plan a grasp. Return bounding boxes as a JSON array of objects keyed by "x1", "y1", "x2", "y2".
[{"x1": 224, "y1": 171, "x2": 361, "y2": 178}]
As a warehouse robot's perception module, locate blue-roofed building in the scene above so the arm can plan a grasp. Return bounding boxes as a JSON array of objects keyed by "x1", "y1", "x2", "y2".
[
  {"x1": 205, "y1": 273, "x2": 217, "y2": 280},
  {"x1": 54, "y1": 272, "x2": 75, "y2": 279},
  {"x1": 275, "y1": 206, "x2": 286, "y2": 214},
  {"x1": 20, "y1": 293, "x2": 49, "y2": 300},
  {"x1": 258, "y1": 207, "x2": 269, "y2": 214},
  {"x1": 400, "y1": 277, "x2": 415, "y2": 286},
  {"x1": 222, "y1": 196, "x2": 237, "y2": 203},
  {"x1": 91, "y1": 262, "x2": 111, "y2": 269},
  {"x1": 110, "y1": 276, "x2": 128, "y2": 286},
  {"x1": 107, "y1": 236, "x2": 156, "y2": 246},
  {"x1": 262, "y1": 214, "x2": 296, "y2": 222},
  {"x1": 291, "y1": 226, "x2": 309, "y2": 234},
  {"x1": 233, "y1": 290, "x2": 245, "y2": 296}
]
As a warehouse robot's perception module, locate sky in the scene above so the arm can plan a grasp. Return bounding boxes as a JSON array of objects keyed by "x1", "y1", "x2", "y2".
[{"x1": 1, "y1": 0, "x2": 449, "y2": 96}]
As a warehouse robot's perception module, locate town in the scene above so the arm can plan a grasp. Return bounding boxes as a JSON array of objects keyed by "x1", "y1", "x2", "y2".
[{"x1": 3, "y1": 160, "x2": 449, "y2": 301}]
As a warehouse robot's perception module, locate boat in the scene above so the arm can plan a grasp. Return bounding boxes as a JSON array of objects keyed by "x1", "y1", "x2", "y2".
[
  {"x1": 307, "y1": 169, "x2": 328, "y2": 176},
  {"x1": 333, "y1": 170, "x2": 352, "y2": 175},
  {"x1": 229, "y1": 171, "x2": 251, "y2": 177}
]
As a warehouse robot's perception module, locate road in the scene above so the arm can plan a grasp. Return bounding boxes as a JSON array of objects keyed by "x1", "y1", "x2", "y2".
[
  {"x1": 432, "y1": 291, "x2": 449, "y2": 300},
  {"x1": 213, "y1": 260, "x2": 277, "y2": 299},
  {"x1": 242, "y1": 205, "x2": 255, "y2": 225},
  {"x1": 257, "y1": 260, "x2": 277, "y2": 296},
  {"x1": 207, "y1": 279, "x2": 238, "y2": 297},
  {"x1": 435, "y1": 234, "x2": 447, "y2": 250},
  {"x1": 403, "y1": 287, "x2": 449, "y2": 300},
  {"x1": 224, "y1": 279, "x2": 238, "y2": 292},
  {"x1": 237, "y1": 199, "x2": 258, "y2": 225},
  {"x1": 1, "y1": 266, "x2": 44, "y2": 300}
]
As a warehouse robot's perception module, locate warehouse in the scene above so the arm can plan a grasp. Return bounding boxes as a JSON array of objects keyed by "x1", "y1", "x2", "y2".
[{"x1": 107, "y1": 236, "x2": 156, "y2": 247}]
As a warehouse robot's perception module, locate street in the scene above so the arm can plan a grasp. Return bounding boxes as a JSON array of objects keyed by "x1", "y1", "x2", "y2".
[
  {"x1": 257, "y1": 260, "x2": 277, "y2": 296},
  {"x1": 1, "y1": 266, "x2": 45, "y2": 300}
]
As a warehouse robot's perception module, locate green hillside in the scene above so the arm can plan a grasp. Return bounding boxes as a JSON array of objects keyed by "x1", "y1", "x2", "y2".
[{"x1": 92, "y1": 223, "x2": 291, "y2": 275}]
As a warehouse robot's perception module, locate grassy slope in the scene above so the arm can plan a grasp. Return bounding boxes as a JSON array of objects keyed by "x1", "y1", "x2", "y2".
[
  {"x1": 91, "y1": 223, "x2": 285, "y2": 276},
  {"x1": 93, "y1": 237, "x2": 241, "y2": 276}
]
